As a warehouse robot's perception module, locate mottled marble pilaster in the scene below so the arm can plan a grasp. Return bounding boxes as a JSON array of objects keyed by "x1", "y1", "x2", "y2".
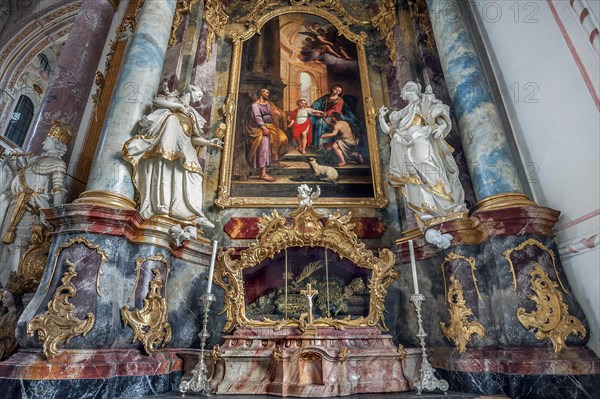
[
  {"x1": 85, "y1": 0, "x2": 177, "y2": 198},
  {"x1": 425, "y1": 0, "x2": 523, "y2": 201},
  {"x1": 24, "y1": 0, "x2": 114, "y2": 160}
]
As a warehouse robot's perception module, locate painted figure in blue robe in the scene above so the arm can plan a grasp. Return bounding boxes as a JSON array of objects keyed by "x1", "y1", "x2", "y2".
[{"x1": 310, "y1": 84, "x2": 361, "y2": 147}]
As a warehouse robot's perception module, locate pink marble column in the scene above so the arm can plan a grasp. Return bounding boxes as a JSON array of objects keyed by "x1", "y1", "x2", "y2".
[{"x1": 24, "y1": 0, "x2": 116, "y2": 160}]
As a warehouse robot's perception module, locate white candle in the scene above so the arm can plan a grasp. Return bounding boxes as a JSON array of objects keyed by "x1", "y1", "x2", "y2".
[
  {"x1": 408, "y1": 240, "x2": 419, "y2": 295},
  {"x1": 206, "y1": 240, "x2": 218, "y2": 294}
]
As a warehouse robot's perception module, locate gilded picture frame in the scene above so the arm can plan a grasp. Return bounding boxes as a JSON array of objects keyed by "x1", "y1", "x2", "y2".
[{"x1": 215, "y1": 6, "x2": 388, "y2": 209}]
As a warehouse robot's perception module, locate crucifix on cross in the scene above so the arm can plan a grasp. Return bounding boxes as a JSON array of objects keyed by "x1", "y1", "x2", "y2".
[{"x1": 300, "y1": 283, "x2": 319, "y2": 325}]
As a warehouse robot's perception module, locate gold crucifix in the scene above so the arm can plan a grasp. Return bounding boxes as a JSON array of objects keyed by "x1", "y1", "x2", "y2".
[{"x1": 300, "y1": 283, "x2": 318, "y2": 325}]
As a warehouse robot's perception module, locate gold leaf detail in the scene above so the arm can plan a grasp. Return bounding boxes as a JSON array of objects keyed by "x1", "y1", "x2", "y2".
[
  {"x1": 214, "y1": 205, "x2": 398, "y2": 333},
  {"x1": 439, "y1": 275, "x2": 485, "y2": 353},
  {"x1": 121, "y1": 269, "x2": 172, "y2": 354},
  {"x1": 27, "y1": 262, "x2": 95, "y2": 360},
  {"x1": 517, "y1": 264, "x2": 586, "y2": 353}
]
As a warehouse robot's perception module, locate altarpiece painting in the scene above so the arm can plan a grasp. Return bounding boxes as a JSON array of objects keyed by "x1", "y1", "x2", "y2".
[{"x1": 216, "y1": 10, "x2": 387, "y2": 208}]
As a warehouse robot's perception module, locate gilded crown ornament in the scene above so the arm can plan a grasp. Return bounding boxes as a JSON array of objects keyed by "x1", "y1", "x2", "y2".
[{"x1": 47, "y1": 119, "x2": 73, "y2": 145}]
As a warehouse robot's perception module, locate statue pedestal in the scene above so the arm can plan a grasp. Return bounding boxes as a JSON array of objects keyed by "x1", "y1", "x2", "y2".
[{"x1": 211, "y1": 327, "x2": 415, "y2": 397}]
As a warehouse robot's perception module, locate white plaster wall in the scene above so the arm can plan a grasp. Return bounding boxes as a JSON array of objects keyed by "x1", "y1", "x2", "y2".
[{"x1": 471, "y1": 0, "x2": 600, "y2": 355}]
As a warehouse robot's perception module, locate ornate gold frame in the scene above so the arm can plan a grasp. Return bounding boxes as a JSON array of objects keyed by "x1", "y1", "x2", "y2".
[
  {"x1": 214, "y1": 204, "x2": 398, "y2": 332},
  {"x1": 215, "y1": 6, "x2": 389, "y2": 209}
]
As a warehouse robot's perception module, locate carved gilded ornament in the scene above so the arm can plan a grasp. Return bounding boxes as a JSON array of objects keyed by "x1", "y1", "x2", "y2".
[
  {"x1": 272, "y1": 344, "x2": 283, "y2": 363},
  {"x1": 212, "y1": 344, "x2": 221, "y2": 363},
  {"x1": 169, "y1": 0, "x2": 198, "y2": 48},
  {"x1": 214, "y1": 205, "x2": 399, "y2": 332},
  {"x1": 44, "y1": 237, "x2": 108, "y2": 296},
  {"x1": 439, "y1": 275, "x2": 485, "y2": 353},
  {"x1": 339, "y1": 346, "x2": 349, "y2": 362},
  {"x1": 407, "y1": 0, "x2": 436, "y2": 52},
  {"x1": 121, "y1": 268, "x2": 172, "y2": 354},
  {"x1": 503, "y1": 238, "x2": 566, "y2": 292},
  {"x1": 27, "y1": 262, "x2": 95, "y2": 360},
  {"x1": 216, "y1": 5, "x2": 387, "y2": 209},
  {"x1": 130, "y1": 254, "x2": 171, "y2": 302},
  {"x1": 371, "y1": 0, "x2": 399, "y2": 63},
  {"x1": 18, "y1": 224, "x2": 52, "y2": 289},
  {"x1": 440, "y1": 253, "x2": 482, "y2": 301},
  {"x1": 204, "y1": 0, "x2": 229, "y2": 61},
  {"x1": 397, "y1": 344, "x2": 406, "y2": 360},
  {"x1": 517, "y1": 264, "x2": 586, "y2": 353}
]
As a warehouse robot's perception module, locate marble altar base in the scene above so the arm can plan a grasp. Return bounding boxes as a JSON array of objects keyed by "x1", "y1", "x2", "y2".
[
  {"x1": 209, "y1": 327, "x2": 415, "y2": 397},
  {"x1": 0, "y1": 348, "x2": 184, "y2": 398},
  {"x1": 430, "y1": 347, "x2": 600, "y2": 399}
]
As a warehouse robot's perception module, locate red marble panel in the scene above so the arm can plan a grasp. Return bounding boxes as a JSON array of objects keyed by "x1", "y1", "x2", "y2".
[
  {"x1": 0, "y1": 349, "x2": 185, "y2": 380},
  {"x1": 429, "y1": 347, "x2": 600, "y2": 375},
  {"x1": 224, "y1": 217, "x2": 386, "y2": 240}
]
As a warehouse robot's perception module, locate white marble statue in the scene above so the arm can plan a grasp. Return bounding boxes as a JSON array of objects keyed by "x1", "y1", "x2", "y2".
[
  {"x1": 297, "y1": 184, "x2": 321, "y2": 209},
  {"x1": 379, "y1": 82, "x2": 467, "y2": 230},
  {"x1": 0, "y1": 123, "x2": 70, "y2": 285},
  {"x1": 123, "y1": 84, "x2": 223, "y2": 229}
]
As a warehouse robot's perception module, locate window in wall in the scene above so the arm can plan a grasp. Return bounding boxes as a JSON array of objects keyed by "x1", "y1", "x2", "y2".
[
  {"x1": 38, "y1": 53, "x2": 51, "y2": 74},
  {"x1": 4, "y1": 95, "x2": 34, "y2": 147},
  {"x1": 299, "y1": 72, "x2": 314, "y2": 102}
]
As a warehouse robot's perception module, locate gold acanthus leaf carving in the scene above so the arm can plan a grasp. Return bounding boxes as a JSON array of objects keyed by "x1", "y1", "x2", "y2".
[
  {"x1": 18, "y1": 224, "x2": 52, "y2": 289},
  {"x1": 440, "y1": 275, "x2": 485, "y2": 354},
  {"x1": 517, "y1": 264, "x2": 586, "y2": 353},
  {"x1": 169, "y1": 0, "x2": 196, "y2": 48},
  {"x1": 371, "y1": 0, "x2": 399, "y2": 63},
  {"x1": 27, "y1": 262, "x2": 95, "y2": 360},
  {"x1": 121, "y1": 268, "x2": 172, "y2": 354},
  {"x1": 204, "y1": 0, "x2": 229, "y2": 60},
  {"x1": 214, "y1": 205, "x2": 398, "y2": 333}
]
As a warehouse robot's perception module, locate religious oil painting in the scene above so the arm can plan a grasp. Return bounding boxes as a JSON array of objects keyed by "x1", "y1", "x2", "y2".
[
  {"x1": 243, "y1": 247, "x2": 371, "y2": 323},
  {"x1": 216, "y1": 12, "x2": 387, "y2": 208}
]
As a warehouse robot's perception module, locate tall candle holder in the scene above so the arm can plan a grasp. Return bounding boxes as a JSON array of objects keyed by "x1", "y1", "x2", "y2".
[
  {"x1": 410, "y1": 293, "x2": 449, "y2": 395},
  {"x1": 179, "y1": 292, "x2": 216, "y2": 396}
]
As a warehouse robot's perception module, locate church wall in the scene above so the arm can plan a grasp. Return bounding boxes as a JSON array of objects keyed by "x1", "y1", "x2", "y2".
[{"x1": 469, "y1": 0, "x2": 600, "y2": 355}]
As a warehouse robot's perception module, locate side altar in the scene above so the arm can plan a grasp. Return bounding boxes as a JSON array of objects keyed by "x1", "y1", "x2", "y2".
[{"x1": 190, "y1": 187, "x2": 416, "y2": 396}]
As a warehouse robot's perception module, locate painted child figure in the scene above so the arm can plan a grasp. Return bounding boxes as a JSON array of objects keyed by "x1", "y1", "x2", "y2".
[{"x1": 287, "y1": 99, "x2": 325, "y2": 154}]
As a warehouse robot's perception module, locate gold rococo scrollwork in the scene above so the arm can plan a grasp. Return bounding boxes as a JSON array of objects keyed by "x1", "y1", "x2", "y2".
[
  {"x1": 503, "y1": 238, "x2": 565, "y2": 293},
  {"x1": 27, "y1": 262, "x2": 95, "y2": 360},
  {"x1": 214, "y1": 205, "x2": 399, "y2": 332},
  {"x1": 169, "y1": 0, "x2": 197, "y2": 48},
  {"x1": 232, "y1": 0, "x2": 370, "y2": 29},
  {"x1": 216, "y1": 5, "x2": 388, "y2": 209},
  {"x1": 440, "y1": 252, "x2": 482, "y2": 301},
  {"x1": 44, "y1": 237, "x2": 108, "y2": 297},
  {"x1": 204, "y1": 0, "x2": 229, "y2": 60},
  {"x1": 440, "y1": 275, "x2": 485, "y2": 353},
  {"x1": 517, "y1": 264, "x2": 586, "y2": 353},
  {"x1": 371, "y1": 0, "x2": 399, "y2": 63},
  {"x1": 121, "y1": 268, "x2": 172, "y2": 354}
]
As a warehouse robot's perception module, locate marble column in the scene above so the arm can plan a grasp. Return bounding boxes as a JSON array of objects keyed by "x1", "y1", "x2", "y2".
[
  {"x1": 24, "y1": 0, "x2": 116, "y2": 161},
  {"x1": 425, "y1": 0, "x2": 534, "y2": 209},
  {"x1": 79, "y1": 0, "x2": 177, "y2": 208}
]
